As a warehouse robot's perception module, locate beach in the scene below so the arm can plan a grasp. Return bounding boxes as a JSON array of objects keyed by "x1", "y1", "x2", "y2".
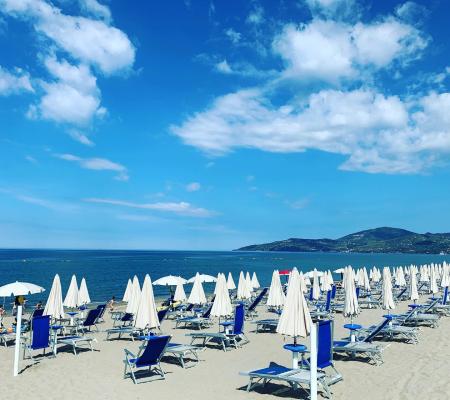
[{"x1": 1, "y1": 295, "x2": 449, "y2": 400}]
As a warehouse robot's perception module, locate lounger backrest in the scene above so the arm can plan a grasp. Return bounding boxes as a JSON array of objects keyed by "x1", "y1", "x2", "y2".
[
  {"x1": 325, "y1": 290, "x2": 332, "y2": 311},
  {"x1": 364, "y1": 318, "x2": 389, "y2": 343},
  {"x1": 396, "y1": 287, "x2": 407, "y2": 300},
  {"x1": 96, "y1": 304, "x2": 107, "y2": 319},
  {"x1": 331, "y1": 285, "x2": 337, "y2": 299},
  {"x1": 84, "y1": 308, "x2": 102, "y2": 327},
  {"x1": 355, "y1": 287, "x2": 360, "y2": 298},
  {"x1": 443, "y1": 287, "x2": 448, "y2": 305},
  {"x1": 424, "y1": 298, "x2": 438, "y2": 312},
  {"x1": 122, "y1": 313, "x2": 133, "y2": 322},
  {"x1": 233, "y1": 304, "x2": 245, "y2": 335},
  {"x1": 136, "y1": 335, "x2": 171, "y2": 367},
  {"x1": 248, "y1": 290, "x2": 265, "y2": 312},
  {"x1": 202, "y1": 303, "x2": 213, "y2": 319},
  {"x1": 317, "y1": 319, "x2": 333, "y2": 369},
  {"x1": 157, "y1": 308, "x2": 169, "y2": 323},
  {"x1": 32, "y1": 309, "x2": 44, "y2": 318},
  {"x1": 309, "y1": 287, "x2": 313, "y2": 301},
  {"x1": 185, "y1": 303, "x2": 194, "y2": 312},
  {"x1": 31, "y1": 315, "x2": 50, "y2": 350}
]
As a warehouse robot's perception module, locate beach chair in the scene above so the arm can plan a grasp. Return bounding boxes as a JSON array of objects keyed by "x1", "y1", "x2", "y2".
[
  {"x1": 393, "y1": 299, "x2": 440, "y2": 328},
  {"x1": 187, "y1": 304, "x2": 249, "y2": 351},
  {"x1": 240, "y1": 320, "x2": 341, "y2": 399},
  {"x1": 311, "y1": 290, "x2": 332, "y2": 319},
  {"x1": 430, "y1": 287, "x2": 450, "y2": 315},
  {"x1": 333, "y1": 319, "x2": 388, "y2": 366},
  {"x1": 361, "y1": 317, "x2": 420, "y2": 345},
  {"x1": 395, "y1": 287, "x2": 407, "y2": 301},
  {"x1": 123, "y1": 335, "x2": 171, "y2": 384},
  {"x1": 23, "y1": 315, "x2": 55, "y2": 360},
  {"x1": 57, "y1": 335, "x2": 96, "y2": 355},
  {"x1": 157, "y1": 308, "x2": 169, "y2": 327},
  {"x1": 175, "y1": 303, "x2": 214, "y2": 330},
  {"x1": 246, "y1": 288, "x2": 268, "y2": 319},
  {"x1": 163, "y1": 342, "x2": 204, "y2": 368},
  {"x1": 0, "y1": 330, "x2": 16, "y2": 347},
  {"x1": 76, "y1": 308, "x2": 102, "y2": 334},
  {"x1": 253, "y1": 318, "x2": 279, "y2": 333},
  {"x1": 96, "y1": 304, "x2": 107, "y2": 322},
  {"x1": 113, "y1": 312, "x2": 134, "y2": 327}
]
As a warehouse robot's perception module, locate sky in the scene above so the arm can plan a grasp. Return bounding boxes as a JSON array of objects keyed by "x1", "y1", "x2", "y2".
[{"x1": 0, "y1": 0, "x2": 449, "y2": 250}]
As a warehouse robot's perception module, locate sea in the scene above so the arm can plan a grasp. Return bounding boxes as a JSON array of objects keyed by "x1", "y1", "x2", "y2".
[{"x1": 0, "y1": 249, "x2": 447, "y2": 308}]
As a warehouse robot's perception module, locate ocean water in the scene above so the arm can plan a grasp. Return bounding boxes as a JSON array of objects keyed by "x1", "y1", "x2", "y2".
[{"x1": 0, "y1": 249, "x2": 447, "y2": 307}]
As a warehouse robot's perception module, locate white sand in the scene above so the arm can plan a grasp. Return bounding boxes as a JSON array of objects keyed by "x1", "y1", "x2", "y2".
[{"x1": 1, "y1": 298, "x2": 449, "y2": 399}]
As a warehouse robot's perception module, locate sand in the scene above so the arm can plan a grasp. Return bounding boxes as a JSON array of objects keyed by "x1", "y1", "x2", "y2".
[{"x1": 1, "y1": 297, "x2": 449, "y2": 400}]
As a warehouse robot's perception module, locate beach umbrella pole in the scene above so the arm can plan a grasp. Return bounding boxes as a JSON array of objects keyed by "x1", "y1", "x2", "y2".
[
  {"x1": 13, "y1": 299, "x2": 22, "y2": 377},
  {"x1": 310, "y1": 322, "x2": 317, "y2": 400}
]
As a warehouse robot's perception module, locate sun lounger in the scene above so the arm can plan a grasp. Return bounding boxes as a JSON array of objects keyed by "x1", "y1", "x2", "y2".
[
  {"x1": 187, "y1": 304, "x2": 249, "y2": 351},
  {"x1": 164, "y1": 343, "x2": 203, "y2": 368},
  {"x1": 359, "y1": 317, "x2": 420, "y2": 345},
  {"x1": 253, "y1": 318, "x2": 278, "y2": 333},
  {"x1": 175, "y1": 303, "x2": 214, "y2": 330},
  {"x1": 246, "y1": 288, "x2": 268, "y2": 319},
  {"x1": 75, "y1": 308, "x2": 102, "y2": 334},
  {"x1": 123, "y1": 335, "x2": 171, "y2": 384},
  {"x1": 392, "y1": 300, "x2": 440, "y2": 328},
  {"x1": 57, "y1": 335, "x2": 96, "y2": 355}
]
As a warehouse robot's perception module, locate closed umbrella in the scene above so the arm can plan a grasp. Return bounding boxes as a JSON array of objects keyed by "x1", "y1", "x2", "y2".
[
  {"x1": 78, "y1": 278, "x2": 91, "y2": 305},
  {"x1": 126, "y1": 275, "x2": 141, "y2": 314},
  {"x1": 0, "y1": 281, "x2": 45, "y2": 377},
  {"x1": 237, "y1": 271, "x2": 252, "y2": 300},
  {"x1": 343, "y1": 267, "x2": 359, "y2": 330},
  {"x1": 245, "y1": 271, "x2": 253, "y2": 291},
  {"x1": 362, "y1": 267, "x2": 371, "y2": 292},
  {"x1": 134, "y1": 274, "x2": 159, "y2": 330},
  {"x1": 267, "y1": 270, "x2": 285, "y2": 307},
  {"x1": 312, "y1": 269, "x2": 321, "y2": 300},
  {"x1": 188, "y1": 273, "x2": 207, "y2": 305},
  {"x1": 430, "y1": 265, "x2": 439, "y2": 295},
  {"x1": 173, "y1": 280, "x2": 187, "y2": 302},
  {"x1": 227, "y1": 273, "x2": 236, "y2": 290},
  {"x1": 382, "y1": 267, "x2": 395, "y2": 312},
  {"x1": 211, "y1": 273, "x2": 232, "y2": 318},
  {"x1": 251, "y1": 272, "x2": 260, "y2": 290},
  {"x1": 410, "y1": 268, "x2": 419, "y2": 303},
  {"x1": 44, "y1": 274, "x2": 65, "y2": 320},
  {"x1": 122, "y1": 279, "x2": 132, "y2": 302},
  {"x1": 441, "y1": 262, "x2": 450, "y2": 288},
  {"x1": 63, "y1": 275, "x2": 79, "y2": 308}
]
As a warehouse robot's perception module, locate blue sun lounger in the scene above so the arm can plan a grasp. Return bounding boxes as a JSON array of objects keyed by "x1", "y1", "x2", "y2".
[
  {"x1": 246, "y1": 288, "x2": 268, "y2": 319},
  {"x1": 123, "y1": 335, "x2": 171, "y2": 384},
  {"x1": 187, "y1": 304, "x2": 249, "y2": 351},
  {"x1": 240, "y1": 320, "x2": 341, "y2": 399},
  {"x1": 23, "y1": 315, "x2": 55, "y2": 360},
  {"x1": 175, "y1": 303, "x2": 214, "y2": 330}
]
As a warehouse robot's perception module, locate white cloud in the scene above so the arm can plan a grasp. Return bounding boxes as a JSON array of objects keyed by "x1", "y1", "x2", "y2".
[
  {"x1": 286, "y1": 198, "x2": 309, "y2": 210},
  {"x1": 304, "y1": 0, "x2": 359, "y2": 20},
  {"x1": 84, "y1": 198, "x2": 215, "y2": 217},
  {"x1": 1, "y1": 0, "x2": 135, "y2": 75},
  {"x1": 246, "y1": 5, "x2": 264, "y2": 25},
  {"x1": 68, "y1": 130, "x2": 95, "y2": 146},
  {"x1": 395, "y1": 2, "x2": 429, "y2": 24},
  {"x1": 186, "y1": 182, "x2": 201, "y2": 192},
  {"x1": 25, "y1": 155, "x2": 38, "y2": 164},
  {"x1": 172, "y1": 87, "x2": 450, "y2": 174},
  {"x1": 79, "y1": 0, "x2": 111, "y2": 22},
  {"x1": 273, "y1": 18, "x2": 427, "y2": 83},
  {"x1": 214, "y1": 59, "x2": 276, "y2": 79},
  {"x1": 54, "y1": 153, "x2": 129, "y2": 181},
  {"x1": 215, "y1": 60, "x2": 233, "y2": 74},
  {"x1": 224, "y1": 28, "x2": 241, "y2": 44},
  {"x1": 0, "y1": 66, "x2": 33, "y2": 95}
]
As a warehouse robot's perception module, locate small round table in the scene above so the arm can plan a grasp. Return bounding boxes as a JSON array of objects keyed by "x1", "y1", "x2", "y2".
[
  {"x1": 283, "y1": 343, "x2": 307, "y2": 369},
  {"x1": 219, "y1": 321, "x2": 234, "y2": 334},
  {"x1": 343, "y1": 323, "x2": 362, "y2": 343}
]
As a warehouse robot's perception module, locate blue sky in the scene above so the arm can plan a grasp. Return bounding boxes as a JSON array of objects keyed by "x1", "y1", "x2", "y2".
[{"x1": 0, "y1": 0, "x2": 449, "y2": 250}]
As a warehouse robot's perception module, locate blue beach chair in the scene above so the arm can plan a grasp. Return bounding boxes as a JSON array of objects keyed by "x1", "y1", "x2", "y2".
[
  {"x1": 246, "y1": 288, "x2": 268, "y2": 319},
  {"x1": 175, "y1": 303, "x2": 214, "y2": 330},
  {"x1": 123, "y1": 335, "x2": 171, "y2": 384},
  {"x1": 76, "y1": 308, "x2": 102, "y2": 334},
  {"x1": 23, "y1": 315, "x2": 55, "y2": 360}
]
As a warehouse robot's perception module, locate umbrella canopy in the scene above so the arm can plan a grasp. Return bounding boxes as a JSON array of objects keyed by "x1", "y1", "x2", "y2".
[
  {"x1": 0, "y1": 281, "x2": 45, "y2": 297},
  {"x1": 267, "y1": 270, "x2": 285, "y2": 307},
  {"x1": 43, "y1": 274, "x2": 64, "y2": 319},
  {"x1": 173, "y1": 280, "x2": 187, "y2": 302},
  {"x1": 134, "y1": 274, "x2": 160, "y2": 330},
  {"x1": 187, "y1": 274, "x2": 216, "y2": 284},
  {"x1": 362, "y1": 267, "x2": 371, "y2": 291},
  {"x1": 276, "y1": 268, "x2": 311, "y2": 340},
  {"x1": 245, "y1": 272, "x2": 253, "y2": 291},
  {"x1": 237, "y1": 271, "x2": 252, "y2": 300},
  {"x1": 211, "y1": 273, "x2": 232, "y2": 317},
  {"x1": 227, "y1": 272, "x2": 236, "y2": 290},
  {"x1": 63, "y1": 275, "x2": 79, "y2": 308},
  {"x1": 430, "y1": 265, "x2": 439, "y2": 294},
  {"x1": 409, "y1": 269, "x2": 419, "y2": 302},
  {"x1": 188, "y1": 273, "x2": 207, "y2": 304},
  {"x1": 153, "y1": 275, "x2": 187, "y2": 286},
  {"x1": 382, "y1": 267, "x2": 395, "y2": 311},
  {"x1": 126, "y1": 275, "x2": 141, "y2": 314},
  {"x1": 312, "y1": 269, "x2": 321, "y2": 300},
  {"x1": 343, "y1": 267, "x2": 359, "y2": 318},
  {"x1": 78, "y1": 277, "x2": 91, "y2": 305},
  {"x1": 122, "y1": 279, "x2": 132, "y2": 302},
  {"x1": 251, "y1": 272, "x2": 260, "y2": 289},
  {"x1": 441, "y1": 262, "x2": 450, "y2": 288}
]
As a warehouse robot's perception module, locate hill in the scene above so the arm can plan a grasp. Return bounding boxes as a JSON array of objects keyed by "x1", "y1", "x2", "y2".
[{"x1": 235, "y1": 227, "x2": 450, "y2": 254}]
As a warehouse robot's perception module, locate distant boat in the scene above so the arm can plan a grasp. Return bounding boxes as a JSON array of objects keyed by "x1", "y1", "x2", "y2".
[{"x1": 440, "y1": 251, "x2": 446, "y2": 255}]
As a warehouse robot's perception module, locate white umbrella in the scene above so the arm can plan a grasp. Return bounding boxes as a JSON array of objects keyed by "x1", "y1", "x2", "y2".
[
  {"x1": 343, "y1": 267, "x2": 359, "y2": 321},
  {"x1": 187, "y1": 274, "x2": 216, "y2": 284},
  {"x1": 134, "y1": 274, "x2": 160, "y2": 330},
  {"x1": 154, "y1": 275, "x2": 187, "y2": 286},
  {"x1": 441, "y1": 262, "x2": 450, "y2": 288},
  {"x1": 0, "y1": 281, "x2": 45, "y2": 377},
  {"x1": 312, "y1": 269, "x2": 321, "y2": 300},
  {"x1": 211, "y1": 273, "x2": 232, "y2": 318},
  {"x1": 410, "y1": 269, "x2": 419, "y2": 302},
  {"x1": 227, "y1": 272, "x2": 236, "y2": 290},
  {"x1": 237, "y1": 271, "x2": 252, "y2": 300},
  {"x1": 78, "y1": 277, "x2": 91, "y2": 305},
  {"x1": 63, "y1": 275, "x2": 79, "y2": 308},
  {"x1": 126, "y1": 275, "x2": 141, "y2": 314},
  {"x1": 44, "y1": 274, "x2": 65, "y2": 320},
  {"x1": 362, "y1": 267, "x2": 371, "y2": 292},
  {"x1": 245, "y1": 271, "x2": 253, "y2": 291},
  {"x1": 267, "y1": 270, "x2": 285, "y2": 307},
  {"x1": 173, "y1": 280, "x2": 187, "y2": 302},
  {"x1": 382, "y1": 267, "x2": 395, "y2": 311},
  {"x1": 188, "y1": 273, "x2": 207, "y2": 305},
  {"x1": 327, "y1": 270, "x2": 334, "y2": 285},
  {"x1": 251, "y1": 272, "x2": 260, "y2": 289},
  {"x1": 277, "y1": 268, "x2": 312, "y2": 367},
  {"x1": 122, "y1": 279, "x2": 132, "y2": 302},
  {"x1": 430, "y1": 265, "x2": 439, "y2": 295}
]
